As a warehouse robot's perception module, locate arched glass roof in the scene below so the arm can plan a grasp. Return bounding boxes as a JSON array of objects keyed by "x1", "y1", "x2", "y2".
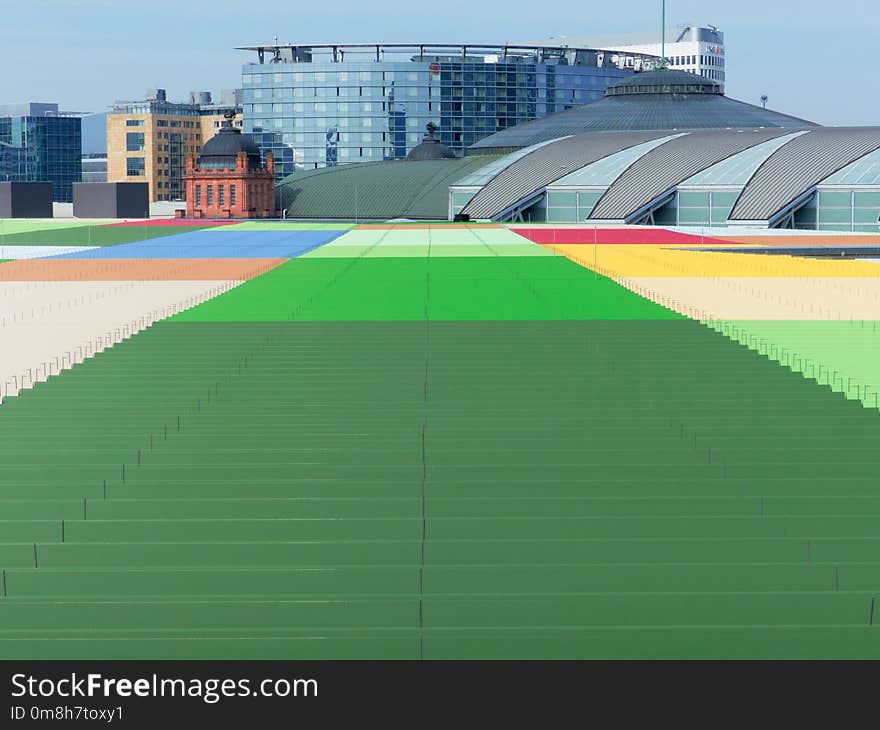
[
  {"x1": 730, "y1": 128, "x2": 880, "y2": 220},
  {"x1": 590, "y1": 128, "x2": 791, "y2": 221},
  {"x1": 461, "y1": 130, "x2": 671, "y2": 219},
  {"x1": 549, "y1": 134, "x2": 685, "y2": 188},
  {"x1": 452, "y1": 137, "x2": 569, "y2": 188},
  {"x1": 820, "y1": 146, "x2": 880, "y2": 185},
  {"x1": 681, "y1": 131, "x2": 808, "y2": 187}
]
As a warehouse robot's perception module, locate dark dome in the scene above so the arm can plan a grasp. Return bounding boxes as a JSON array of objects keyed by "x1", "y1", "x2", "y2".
[
  {"x1": 198, "y1": 125, "x2": 262, "y2": 170},
  {"x1": 470, "y1": 69, "x2": 816, "y2": 153},
  {"x1": 406, "y1": 122, "x2": 456, "y2": 161},
  {"x1": 606, "y1": 68, "x2": 722, "y2": 96}
]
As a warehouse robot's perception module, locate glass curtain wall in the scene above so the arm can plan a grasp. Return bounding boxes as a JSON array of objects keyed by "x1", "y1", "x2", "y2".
[
  {"x1": 244, "y1": 59, "x2": 627, "y2": 176},
  {"x1": 816, "y1": 190, "x2": 880, "y2": 232},
  {"x1": 0, "y1": 115, "x2": 81, "y2": 202}
]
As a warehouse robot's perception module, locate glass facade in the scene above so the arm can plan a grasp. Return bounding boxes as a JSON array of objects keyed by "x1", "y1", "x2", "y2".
[
  {"x1": 672, "y1": 190, "x2": 741, "y2": 226},
  {"x1": 544, "y1": 190, "x2": 605, "y2": 222},
  {"x1": 0, "y1": 114, "x2": 82, "y2": 202},
  {"x1": 243, "y1": 55, "x2": 631, "y2": 176},
  {"x1": 814, "y1": 149, "x2": 880, "y2": 231},
  {"x1": 642, "y1": 187, "x2": 880, "y2": 231},
  {"x1": 0, "y1": 136, "x2": 27, "y2": 183},
  {"x1": 815, "y1": 190, "x2": 880, "y2": 232}
]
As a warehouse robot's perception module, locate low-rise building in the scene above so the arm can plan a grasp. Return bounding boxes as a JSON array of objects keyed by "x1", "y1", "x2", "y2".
[{"x1": 184, "y1": 113, "x2": 277, "y2": 218}]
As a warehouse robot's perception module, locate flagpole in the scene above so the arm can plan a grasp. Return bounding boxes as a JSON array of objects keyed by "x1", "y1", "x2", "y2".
[{"x1": 661, "y1": 0, "x2": 666, "y2": 65}]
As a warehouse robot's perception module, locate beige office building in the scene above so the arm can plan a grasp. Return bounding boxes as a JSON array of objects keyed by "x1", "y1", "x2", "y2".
[{"x1": 107, "y1": 89, "x2": 243, "y2": 202}]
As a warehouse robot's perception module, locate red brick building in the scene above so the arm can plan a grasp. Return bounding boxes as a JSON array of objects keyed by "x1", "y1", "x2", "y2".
[{"x1": 183, "y1": 114, "x2": 278, "y2": 218}]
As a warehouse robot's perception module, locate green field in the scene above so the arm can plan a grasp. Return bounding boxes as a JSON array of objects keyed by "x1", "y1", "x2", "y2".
[
  {"x1": 0, "y1": 223, "x2": 220, "y2": 247},
  {"x1": 3, "y1": 227, "x2": 880, "y2": 659},
  {"x1": 174, "y1": 256, "x2": 683, "y2": 322},
  {"x1": 709, "y1": 319, "x2": 880, "y2": 408},
  {"x1": 0, "y1": 220, "x2": 97, "y2": 236},
  {"x1": 2, "y1": 319, "x2": 880, "y2": 658},
  {"x1": 300, "y1": 243, "x2": 553, "y2": 258}
]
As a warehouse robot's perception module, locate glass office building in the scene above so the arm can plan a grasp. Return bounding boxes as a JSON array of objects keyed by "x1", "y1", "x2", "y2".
[
  {"x1": 240, "y1": 43, "x2": 658, "y2": 176},
  {"x1": 0, "y1": 137, "x2": 28, "y2": 184},
  {"x1": 0, "y1": 104, "x2": 82, "y2": 202}
]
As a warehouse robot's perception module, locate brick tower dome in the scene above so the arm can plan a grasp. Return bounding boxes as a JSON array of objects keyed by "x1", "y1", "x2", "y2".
[{"x1": 184, "y1": 112, "x2": 279, "y2": 218}]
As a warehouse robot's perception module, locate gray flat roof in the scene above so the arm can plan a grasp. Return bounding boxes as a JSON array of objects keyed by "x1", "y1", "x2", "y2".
[{"x1": 237, "y1": 42, "x2": 659, "y2": 56}]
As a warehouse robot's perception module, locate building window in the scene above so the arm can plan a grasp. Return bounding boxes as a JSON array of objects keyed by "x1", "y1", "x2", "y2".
[
  {"x1": 218, "y1": 184, "x2": 225, "y2": 206},
  {"x1": 126, "y1": 132, "x2": 145, "y2": 151},
  {"x1": 126, "y1": 157, "x2": 145, "y2": 176},
  {"x1": 125, "y1": 119, "x2": 144, "y2": 127},
  {"x1": 195, "y1": 185, "x2": 202, "y2": 206},
  {"x1": 206, "y1": 184, "x2": 213, "y2": 206},
  {"x1": 230, "y1": 184, "x2": 236, "y2": 206}
]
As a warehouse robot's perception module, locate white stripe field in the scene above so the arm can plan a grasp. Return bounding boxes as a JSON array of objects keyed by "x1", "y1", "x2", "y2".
[
  {"x1": 0, "y1": 279, "x2": 239, "y2": 402},
  {"x1": 0, "y1": 245, "x2": 100, "y2": 259}
]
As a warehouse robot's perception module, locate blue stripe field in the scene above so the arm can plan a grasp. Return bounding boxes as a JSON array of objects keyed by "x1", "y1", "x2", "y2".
[{"x1": 51, "y1": 229, "x2": 349, "y2": 260}]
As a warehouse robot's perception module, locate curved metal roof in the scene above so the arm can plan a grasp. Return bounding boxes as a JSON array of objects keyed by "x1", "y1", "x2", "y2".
[
  {"x1": 276, "y1": 155, "x2": 497, "y2": 220},
  {"x1": 406, "y1": 123, "x2": 456, "y2": 161},
  {"x1": 550, "y1": 134, "x2": 685, "y2": 187},
  {"x1": 821, "y1": 146, "x2": 880, "y2": 186},
  {"x1": 461, "y1": 131, "x2": 671, "y2": 219},
  {"x1": 589, "y1": 128, "x2": 793, "y2": 220},
  {"x1": 406, "y1": 139, "x2": 456, "y2": 161},
  {"x1": 730, "y1": 128, "x2": 880, "y2": 221},
  {"x1": 200, "y1": 126, "x2": 261, "y2": 170},
  {"x1": 452, "y1": 137, "x2": 568, "y2": 188},
  {"x1": 469, "y1": 76, "x2": 815, "y2": 152},
  {"x1": 681, "y1": 131, "x2": 808, "y2": 187},
  {"x1": 606, "y1": 69, "x2": 722, "y2": 96}
]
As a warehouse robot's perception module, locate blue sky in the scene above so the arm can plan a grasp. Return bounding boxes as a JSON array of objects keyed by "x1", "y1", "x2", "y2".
[{"x1": 1, "y1": 0, "x2": 878, "y2": 125}]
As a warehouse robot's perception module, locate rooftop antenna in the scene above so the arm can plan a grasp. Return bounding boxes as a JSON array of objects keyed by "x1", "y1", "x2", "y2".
[{"x1": 761, "y1": 94, "x2": 768, "y2": 109}]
